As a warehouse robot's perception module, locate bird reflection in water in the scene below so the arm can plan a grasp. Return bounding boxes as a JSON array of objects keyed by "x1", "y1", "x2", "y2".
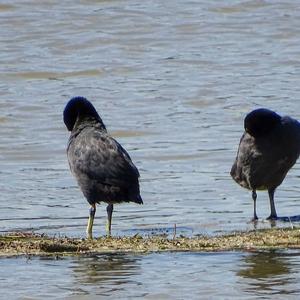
[
  {"x1": 70, "y1": 253, "x2": 141, "y2": 296},
  {"x1": 237, "y1": 250, "x2": 300, "y2": 296}
]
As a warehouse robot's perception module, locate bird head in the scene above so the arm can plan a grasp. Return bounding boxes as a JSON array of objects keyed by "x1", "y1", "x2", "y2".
[
  {"x1": 244, "y1": 108, "x2": 281, "y2": 138},
  {"x1": 63, "y1": 97, "x2": 106, "y2": 131}
]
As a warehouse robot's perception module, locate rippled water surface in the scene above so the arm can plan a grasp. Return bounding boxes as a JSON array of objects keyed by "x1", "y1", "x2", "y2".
[
  {"x1": 2, "y1": 250, "x2": 300, "y2": 299},
  {"x1": 1, "y1": 0, "x2": 300, "y2": 298}
]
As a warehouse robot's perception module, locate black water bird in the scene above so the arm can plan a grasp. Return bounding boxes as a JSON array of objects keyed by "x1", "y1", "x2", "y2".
[
  {"x1": 64, "y1": 97, "x2": 143, "y2": 238},
  {"x1": 231, "y1": 108, "x2": 300, "y2": 220}
]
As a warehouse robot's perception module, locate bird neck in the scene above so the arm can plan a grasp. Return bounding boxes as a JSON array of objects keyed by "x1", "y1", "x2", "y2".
[{"x1": 73, "y1": 117, "x2": 107, "y2": 133}]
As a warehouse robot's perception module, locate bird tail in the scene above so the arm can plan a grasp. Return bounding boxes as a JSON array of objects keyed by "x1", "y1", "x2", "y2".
[
  {"x1": 128, "y1": 185, "x2": 143, "y2": 204},
  {"x1": 133, "y1": 194, "x2": 143, "y2": 204}
]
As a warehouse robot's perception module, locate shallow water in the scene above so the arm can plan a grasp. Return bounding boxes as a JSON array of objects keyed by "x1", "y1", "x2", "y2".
[
  {"x1": 1, "y1": 250, "x2": 300, "y2": 299},
  {"x1": 1, "y1": 0, "x2": 300, "y2": 298}
]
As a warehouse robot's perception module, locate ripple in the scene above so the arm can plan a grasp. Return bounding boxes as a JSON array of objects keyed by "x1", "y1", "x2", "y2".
[{"x1": 2, "y1": 69, "x2": 103, "y2": 80}]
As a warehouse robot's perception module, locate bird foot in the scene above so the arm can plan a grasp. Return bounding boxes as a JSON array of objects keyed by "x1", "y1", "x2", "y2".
[
  {"x1": 266, "y1": 215, "x2": 278, "y2": 220},
  {"x1": 86, "y1": 232, "x2": 93, "y2": 240},
  {"x1": 251, "y1": 216, "x2": 258, "y2": 222}
]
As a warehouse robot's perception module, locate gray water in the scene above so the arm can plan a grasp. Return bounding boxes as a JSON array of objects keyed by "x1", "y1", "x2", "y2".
[
  {"x1": 1, "y1": 251, "x2": 300, "y2": 299},
  {"x1": 1, "y1": 0, "x2": 300, "y2": 298}
]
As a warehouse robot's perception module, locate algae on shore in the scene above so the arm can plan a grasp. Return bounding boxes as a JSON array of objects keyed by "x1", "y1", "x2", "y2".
[{"x1": 1, "y1": 228, "x2": 300, "y2": 257}]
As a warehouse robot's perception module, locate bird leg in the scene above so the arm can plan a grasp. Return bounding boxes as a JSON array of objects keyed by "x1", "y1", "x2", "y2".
[
  {"x1": 252, "y1": 190, "x2": 258, "y2": 221},
  {"x1": 106, "y1": 204, "x2": 114, "y2": 237},
  {"x1": 267, "y1": 188, "x2": 278, "y2": 220},
  {"x1": 86, "y1": 204, "x2": 96, "y2": 239}
]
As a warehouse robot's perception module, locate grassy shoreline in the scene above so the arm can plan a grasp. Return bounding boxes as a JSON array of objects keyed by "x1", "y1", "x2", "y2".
[{"x1": 1, "y1": 228, "x2": 300, "y2": 257}]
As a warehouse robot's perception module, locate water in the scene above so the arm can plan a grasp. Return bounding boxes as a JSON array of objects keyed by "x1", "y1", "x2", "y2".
[
  {"x1": 1, "y1": 0, "x2": 300, "y2": 298},
  {"x1": 1, "y1": 251, "x2": 300, "y2": 299}
]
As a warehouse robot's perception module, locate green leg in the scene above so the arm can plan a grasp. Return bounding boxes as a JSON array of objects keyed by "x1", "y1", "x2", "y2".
[
  {"x1": 86, "y1": 204, "x2": 96, "y2": 239},
  {"x1": 106, "y1": 204, "x2": 114, "y2": 236}
]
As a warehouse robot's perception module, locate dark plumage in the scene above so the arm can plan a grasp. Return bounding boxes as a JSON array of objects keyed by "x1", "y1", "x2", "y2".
[
  {"x1": 231, "y1": 108, "x2": 300, "y2": 220},
  {"x1": 64, "y1": 97, "x2": 142, "y2": 238}
]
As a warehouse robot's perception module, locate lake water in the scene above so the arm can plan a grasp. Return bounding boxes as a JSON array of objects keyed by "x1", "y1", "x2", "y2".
[
  {"x1": 1, "y1": 0, "x2": 300, "y2": 298},
  {"x1": 1, "y1": 250, "x2": 300, "y2": 299}
]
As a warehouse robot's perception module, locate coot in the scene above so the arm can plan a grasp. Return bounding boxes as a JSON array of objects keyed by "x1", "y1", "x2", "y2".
[
  {"x1": 64, "y1": 97, "x2": 143, "y2": 238},
  {"x1": 231, "y1": 108, "x2": 300, "y2": 220}
]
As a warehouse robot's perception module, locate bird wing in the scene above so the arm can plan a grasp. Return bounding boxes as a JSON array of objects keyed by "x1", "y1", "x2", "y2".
[
  {"x1": 233, "y1": 132, "x2": 295, "y2": 189},
  {"x1": 70, "y1": 129, "x2": 140, "y2": 188}
]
